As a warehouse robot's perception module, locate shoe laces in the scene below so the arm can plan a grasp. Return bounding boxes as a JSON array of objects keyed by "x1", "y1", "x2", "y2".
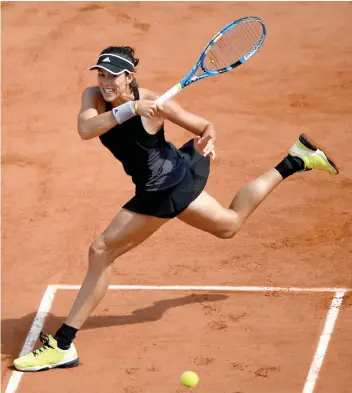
[{"x1": 32, "y1": 332, "x2": 54, "y2": 357}]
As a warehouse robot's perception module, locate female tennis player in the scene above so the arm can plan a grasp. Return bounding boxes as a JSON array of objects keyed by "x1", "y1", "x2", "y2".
[{"x1": 14, "y1": 46, "x2": 338, "y2": 371}]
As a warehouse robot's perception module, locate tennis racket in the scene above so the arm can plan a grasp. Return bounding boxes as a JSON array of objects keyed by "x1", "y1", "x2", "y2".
[{"x1": 155, "y1": 16, "x2": 266, "y2": 105}]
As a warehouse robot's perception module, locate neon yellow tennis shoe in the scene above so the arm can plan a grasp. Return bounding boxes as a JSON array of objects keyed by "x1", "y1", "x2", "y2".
[
  {"x1": 289, "y1": 133, "x2": 339, "y2": 175},
  {"x1": 13, "y1": 332, "x2": 79, "y2": 371}
]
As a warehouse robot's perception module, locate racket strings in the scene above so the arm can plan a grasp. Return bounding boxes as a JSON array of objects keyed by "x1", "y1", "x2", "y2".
[
  {"x1": 212, "y1": 23, "x2": 261, "y2": 67},
  {"x1": 204, "y1": 21, "x2": 264, "y2": 71}
]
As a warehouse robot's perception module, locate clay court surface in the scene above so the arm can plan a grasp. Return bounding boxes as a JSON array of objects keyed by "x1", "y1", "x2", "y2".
[{"x1": 2, "y1": 2, "x2": 352, "y2": 393}]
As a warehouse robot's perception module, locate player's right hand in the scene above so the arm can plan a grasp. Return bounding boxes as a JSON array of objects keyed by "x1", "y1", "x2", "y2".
[{"x1": 134, "y1": 100, "x2": 159, "y2": 119}]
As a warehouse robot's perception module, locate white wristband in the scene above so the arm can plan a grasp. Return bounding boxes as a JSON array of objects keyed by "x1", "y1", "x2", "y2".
[{"x1": 112, "y1": 101, "x2": 136, "y2": 124}]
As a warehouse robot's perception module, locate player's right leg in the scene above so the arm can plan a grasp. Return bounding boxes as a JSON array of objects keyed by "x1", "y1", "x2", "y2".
[{"x1": 13, "y1": 208, "x2": 168, "y2": 371}]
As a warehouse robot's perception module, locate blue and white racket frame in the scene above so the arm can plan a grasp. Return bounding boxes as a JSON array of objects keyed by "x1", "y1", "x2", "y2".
[{"x1": 155, "y1": 16, "x2": 267, "y2": 105}]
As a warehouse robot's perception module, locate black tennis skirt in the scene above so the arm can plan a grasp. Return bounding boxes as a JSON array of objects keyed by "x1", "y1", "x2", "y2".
[{"x1": 123, "y1": 139, "x2": 210, "y2": 219}]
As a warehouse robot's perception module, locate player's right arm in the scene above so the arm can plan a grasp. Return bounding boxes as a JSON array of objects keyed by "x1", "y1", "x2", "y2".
[
  {"x1": 77, "y1": 87, "x2": 160, "y2": 140},
  {"x1": 77, "y1": 87, "x2": 118, "y2": 140}
]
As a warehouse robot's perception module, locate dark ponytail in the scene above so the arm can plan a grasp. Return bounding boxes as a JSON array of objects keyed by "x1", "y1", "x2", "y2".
[{"x1": 100, "y1": 46, "x2": 139, "y2": 96}]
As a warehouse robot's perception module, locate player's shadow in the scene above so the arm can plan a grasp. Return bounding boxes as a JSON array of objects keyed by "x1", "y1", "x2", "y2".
[{"x1": 2, "y1": 293, "x2": 228, "y2": 363}]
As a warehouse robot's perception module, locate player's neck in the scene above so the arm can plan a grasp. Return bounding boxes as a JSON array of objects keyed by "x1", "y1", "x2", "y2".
[{"x1": 113, "y1": 89, "x2": 134, "y2": 106}]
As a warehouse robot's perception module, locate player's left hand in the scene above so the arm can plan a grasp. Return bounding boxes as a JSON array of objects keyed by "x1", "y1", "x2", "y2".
[{"x1": 194, "y1": 135, "x2": 216, "y2": 160}]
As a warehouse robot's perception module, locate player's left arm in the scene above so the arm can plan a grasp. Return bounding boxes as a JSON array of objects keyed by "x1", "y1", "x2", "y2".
[{"x1": 141, "y1": 88, "x2": 216, "y2": 158}]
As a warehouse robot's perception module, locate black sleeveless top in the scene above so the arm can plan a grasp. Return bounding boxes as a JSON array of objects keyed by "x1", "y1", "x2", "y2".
[{"x1": 99, "y1": 90, "x2": 186, "y2": 192}]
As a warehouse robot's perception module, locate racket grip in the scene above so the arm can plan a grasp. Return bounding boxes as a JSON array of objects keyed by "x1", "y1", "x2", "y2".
[{"x1": 155, "y1": 83, "x2": 182, "y2": 105}]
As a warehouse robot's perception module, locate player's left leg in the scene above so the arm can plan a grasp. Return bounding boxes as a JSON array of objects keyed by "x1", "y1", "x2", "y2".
[{"x1": 178, "y1": 133, "x2": 338, "y2": 238}]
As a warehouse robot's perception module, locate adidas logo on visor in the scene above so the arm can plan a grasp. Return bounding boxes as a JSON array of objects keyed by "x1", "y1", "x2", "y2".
[{"x1": 102, "y1": 57, "x2": 111, "y2": 63}]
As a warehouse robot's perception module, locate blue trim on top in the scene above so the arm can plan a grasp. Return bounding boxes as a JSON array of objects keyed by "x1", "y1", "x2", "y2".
[{"x1": 179, "y1": 16, "x2": 267, "y2": 88}]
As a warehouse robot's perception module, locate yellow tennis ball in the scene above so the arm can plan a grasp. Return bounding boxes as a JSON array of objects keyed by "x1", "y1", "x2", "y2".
[{"x1": 181, "y1": 371, "x2": 199, "y2": 387}]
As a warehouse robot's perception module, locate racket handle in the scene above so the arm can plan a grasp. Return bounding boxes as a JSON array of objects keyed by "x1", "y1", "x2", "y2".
[{"x1": 155, "y1": 83, "x2": 182, "y2": 105}]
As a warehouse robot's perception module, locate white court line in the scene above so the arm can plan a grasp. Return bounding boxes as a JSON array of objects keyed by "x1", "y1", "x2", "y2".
[
  {"x1": 54, "y1": 284, "x2": 351, "y2": 293},
  {"x1": 4, "y1": 285, "x2": 349, "y2": 393},
  {"x1": 302, "y1": 290, "x2": 346, "y2": 393},
  {"x1": 5, "y1": 285, "x2": 58, "y2": 393}
]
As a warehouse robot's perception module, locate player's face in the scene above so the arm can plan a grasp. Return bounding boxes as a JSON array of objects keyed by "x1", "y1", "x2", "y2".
[{"x1": 97, "y1": 69, "x2": 133, "y2": 102}]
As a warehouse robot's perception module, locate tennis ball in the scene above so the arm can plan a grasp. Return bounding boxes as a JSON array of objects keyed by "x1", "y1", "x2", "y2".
[{"x1": 180, "y1": 371, "x2": 199, "y2": 388}]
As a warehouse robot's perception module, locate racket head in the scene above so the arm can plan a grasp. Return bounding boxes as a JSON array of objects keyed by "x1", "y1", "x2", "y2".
[{"x1": 200, "y1": 17, "x2": 266, "y2": 75}]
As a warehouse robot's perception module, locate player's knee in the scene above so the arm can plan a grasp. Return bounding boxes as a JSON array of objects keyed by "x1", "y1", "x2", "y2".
[
  {"x1": 89, "y1": 237, "x2": 105, "y2": 255},
  {"x1": 214, "y1": 227, "x2": 238, "y2": 239},
  {"x1": 88, "y1": 236, "x2": 112, "y2": 265},
  {"x1": 211, "y1": 223, "x2": 239, "y2": 239},
  {"x1": 213, "y1": 212, "x2": 241, "y2": 239}
]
